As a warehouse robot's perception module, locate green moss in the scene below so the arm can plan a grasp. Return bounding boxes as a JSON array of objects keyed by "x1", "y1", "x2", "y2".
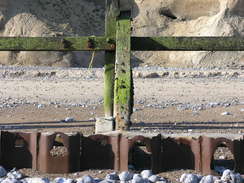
[{"x1": 0, "y1": 37, "x2": 115, "y2": 51}]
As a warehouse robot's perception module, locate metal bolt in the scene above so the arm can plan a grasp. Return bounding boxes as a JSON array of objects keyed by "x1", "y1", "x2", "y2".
[{"x1": 87, "y1": 38, "x2": 95, "y2": 49}]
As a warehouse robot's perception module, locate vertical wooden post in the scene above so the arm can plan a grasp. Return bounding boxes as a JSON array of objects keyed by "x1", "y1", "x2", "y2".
[
  {"x1": 104, "y1": 0, "x2": 119, "y2": 118},
  {"x1": 114, "y1": 9, "x2": 133, "y2": 130}
]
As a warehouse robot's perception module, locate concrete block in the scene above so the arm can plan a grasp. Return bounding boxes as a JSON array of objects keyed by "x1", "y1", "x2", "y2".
[{"x1": 95, "y1": 117, "x2": 115, "y2": 134}]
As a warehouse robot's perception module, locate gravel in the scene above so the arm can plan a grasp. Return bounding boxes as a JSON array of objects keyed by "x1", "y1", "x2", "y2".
[{"x1": 0, "y1": 165, "x2": 243, "y2": 183}]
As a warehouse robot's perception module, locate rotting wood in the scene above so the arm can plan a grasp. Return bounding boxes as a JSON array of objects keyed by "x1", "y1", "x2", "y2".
[
  {"x1": 104, "y1": 0, "x2": 119, "y2": 118},
  {"x1": 0, "y1": 37, "x2": 115, "y2": 51},
  {"x1": 114, "y1": 11, "x2": 133, "y2": 131},
  {"x1": 131, "y1": 37, "x2": 244, "y2": 51}
]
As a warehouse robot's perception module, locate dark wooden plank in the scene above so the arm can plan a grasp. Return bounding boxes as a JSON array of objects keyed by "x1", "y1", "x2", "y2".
[
  {"x1": 131, "y1": 37, "x2": 244, "y2": 51},
  {"x1": 104, "y1": 0, "x2": 119, "y2": 118}
]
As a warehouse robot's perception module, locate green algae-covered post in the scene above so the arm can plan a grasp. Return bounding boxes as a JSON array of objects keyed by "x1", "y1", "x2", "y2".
[
  {"x1": 114, "y1": 2, "x2": 133, "y2": 130},
  {"x1": 104, "y1": 0, "x2": 119, "y2": 118}
]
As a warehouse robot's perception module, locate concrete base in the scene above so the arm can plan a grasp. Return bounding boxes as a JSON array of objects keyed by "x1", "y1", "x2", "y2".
[{"x1": 95, "y1": 117, "x2": 115, "y2": 134}]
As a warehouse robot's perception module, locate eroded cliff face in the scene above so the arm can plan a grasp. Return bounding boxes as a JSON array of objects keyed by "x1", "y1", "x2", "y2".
[
  {"x1": 132, "y1": 0, "x2": 244, "y2": 68},
  {"x1": 0, "y1": 0, "x2": 105, "y2": 67},
  {"x1": 0, "y1": 0, "x2": 244, "y2": 68}
]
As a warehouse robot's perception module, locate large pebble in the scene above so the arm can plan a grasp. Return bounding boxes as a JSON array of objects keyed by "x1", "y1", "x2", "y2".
[
  {"x1": 148, "y1": 175, "x2": 160, "y2": 183},
  {"x1": 119, "y1": 171, "x2": 133, "y2": 181},
  {"x1": 132, "y1": 174, "x2": 144, "y2": 183},
  {"x1": 180, "y1": 174, "x2": 199, "y2": 183},
  {"x1": 77, "y1": 175, "x2": 94, "y2": 183},
  {"x1": 234, "y1": 173, "x2": 243, "y2": 183},
  {"x1": 221, "y1": 169, "x2": 235, "y2": 183},
  {"x1": 98, "y1": 181, "x2": 111, "y2": 183},
  {"x1": 2, "y1": 178, "x2": 20, "y2": 183},
  {"x1": 214, "y1": 180, "x2": 223, "y2": 183},
  {"x1": 54, "y1": 178, "x2": 74, "y2": 183},
  {"x1": 105, "y1": 172, "x2": 119, "y2": 181},
  {"x1": 23, "y1": 178, "x2": 50, "y2": 183},
  {"x1": 0, "y1": 166, "x2": 7, "y2": 177},
  {"x1": 200, "y1": 175, "x2": 219, "y2": 183},
  {"x1": 141, "y1": 170, "x2": 153, "y2": 179},
  {"x1": 64, "y1": 117, "x2": 75, "y2": 122},
  {"x1": 156, "y1": 177, "x2": 167, "y2": 183},
  {"x1": 221, "y1": 171, "x2": 243, "y2": 183},
  {"x1": 7, "y1": 170, "x2": 23, "y2": 179},
  {"x1": 93, "y1": 178, "x2": 103, "y2": 183}
]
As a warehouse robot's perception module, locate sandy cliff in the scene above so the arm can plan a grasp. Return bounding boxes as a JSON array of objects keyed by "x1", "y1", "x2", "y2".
[{"x1": 0, "y1": 0, "x2": 243, "y2": 68}]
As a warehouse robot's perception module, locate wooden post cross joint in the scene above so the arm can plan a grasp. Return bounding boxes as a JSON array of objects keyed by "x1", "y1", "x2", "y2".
[{"x1": 102, "y1": 0, "x2": 134, "y2": 131}]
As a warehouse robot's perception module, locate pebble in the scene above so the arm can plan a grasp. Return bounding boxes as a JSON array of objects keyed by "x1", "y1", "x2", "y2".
[
  {"x1": 105, "y1": 172, "x2": 119, "y2": 181},
  {"x1": 64, "y1": 117, "x2": 75, "y2": 122},
  {"x1": 220, "y1": 169, "x2": 242, "y2": 183},
  {"x1": 156, "y1": 180, "x2": 167, "y2": 183},
  {"x1": 208, "y1": 102, "x2": 219, "y2": 108},
  {"x1": 7, "y1": 170, "x2": 23, "y2": 179},
  {"x1": 119, "y1": 171, "x2": 133, "y2": 181},
  {"x1": 223, "y1": 103, "x2": 231, "y2": 107},
  {"x1": 148, "y1": 175, "x2": 160, "y2": 183},
  {"x1": 98, "y1": 181, "x2": 110, "y2": 183},
  {"x1": 141, "y1": 170, "x2": 153, "y2": 179},
  {"x1": 1, "y1": 178, "x2": 20, "y2": 183},
  {"x1": 240, "y1": 108, "x2": 244, "y2": 112},
  {"x1": 200, "y1": 175, "x2": 218, "y2": 183},
  {"x1": 23, "y1": 178, "x2": 50, "y2": 183},
  {"x1": 157, "y1": 177, "x2": 168, "y2": 183},
  {"x1": 234, "y1": 173, "x2": 243, "y2": 183},
  {"x1": 37, "y1": 104, "x2": 45, "y2": 109},
  {"x1": 219, "y1": 155, "x2": 225, "y2": 160},
  {"x1": 180, "y1": 174, "x2": 199, "y2": 183},
  {"x1": 132, "y1": 174, "x2": 144, "y2": 183},
  {"x1": 93, "y1": 178, "x2": 103, "y2": 183},
  {"x1": 77, "y1": 175, "x2": 94, "y2": 183},
  {"x1": 0, "y1": 166, "x2": 7, "y2": 177},
  {"x1": 54, "y1": 178, "x2": 74, "y2": 183},
  {"x1": 221, "y1": 112, "x2": 231, "y2": 116}
]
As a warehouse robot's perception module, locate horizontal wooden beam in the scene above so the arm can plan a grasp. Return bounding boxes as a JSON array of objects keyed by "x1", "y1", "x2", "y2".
[
  {"x1": 0, "y1": 36, "x2": 244, "y2": 51},
  {"x1": 131, "y1": 37, "x2": 244, "y2": 51},
  {"x1": 0, "y1": 37, "x2": 115, "y2": 51}
]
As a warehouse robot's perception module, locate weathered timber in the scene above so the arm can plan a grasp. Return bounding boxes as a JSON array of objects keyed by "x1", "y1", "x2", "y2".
[
  {"x1": 114, "y1": 11, "x2": 133, "y2": 131},
  {"x1": 0, "y1": 37, "x2": 115, "y2": 51},
  {"x1": 131, "y1": 37, "x2": 244, "y2": 51},
  {"x1": 2, "y1": 36, "x2": 244, "y2": 51},
  {"x1": 104, "y1": 0, "x2": 119, "y2": 118}
]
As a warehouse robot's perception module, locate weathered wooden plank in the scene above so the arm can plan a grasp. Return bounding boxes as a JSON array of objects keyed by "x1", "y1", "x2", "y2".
[
  {"x1": 1, "y1": 36, "x2": 244, "y2": 52},
  {"x1": 0, "y1": 37, "x2": 115, "y2": 51},
  {"x1": 114, "y1": 11, "x2": 133, "y2": 130},
  {"x1": 131, "y1": 37, "x2": 244, "y2": 51},
  {"x1": 104, "y1": 0, "x2": 119, "y2": 118}
]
